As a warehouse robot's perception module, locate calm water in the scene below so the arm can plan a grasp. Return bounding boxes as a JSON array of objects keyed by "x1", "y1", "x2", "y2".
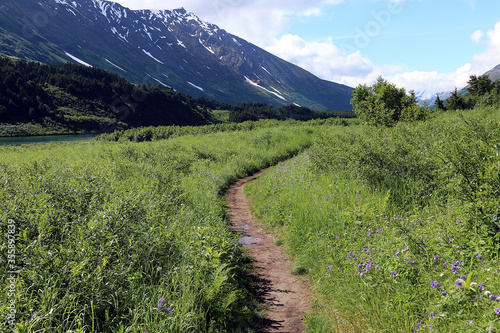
[{"x1": 0, "y1": 134, "x2": 97, "y2": 146}]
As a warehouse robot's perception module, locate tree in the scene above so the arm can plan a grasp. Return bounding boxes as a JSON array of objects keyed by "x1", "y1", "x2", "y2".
[
  {"x1": 351, "y1": 76, "x2": 429, "y2": 126},
  {"x1": 467, "y1": 74, "x2": 493, "y2": 98},
  {"x1": 435, "y1": 94, "x2": 445, "y2": 110},
  {"x1": 446, "y1": 88, "x2": 469, "y2": 110}
]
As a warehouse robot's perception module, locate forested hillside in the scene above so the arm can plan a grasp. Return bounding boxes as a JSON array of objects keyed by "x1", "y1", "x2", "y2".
[
  {"x1": 0, "y1": 57, "x2": 214, "y2": 136},
  {"x1": 0, "y1": 58, "x2": 354, "y2": 137}
]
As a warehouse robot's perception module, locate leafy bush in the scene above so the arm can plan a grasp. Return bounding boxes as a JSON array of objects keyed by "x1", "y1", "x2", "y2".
[{"x1": 351, "y1": 76, "x2": 430, "y2": 126}]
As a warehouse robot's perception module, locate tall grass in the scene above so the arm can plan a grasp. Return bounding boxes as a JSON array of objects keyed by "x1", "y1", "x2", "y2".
[
  {"x1": 246, "y1": 108, "x2": 500, "y2": 332},
  {"x1": 0, "y1": 124, "x2": 326, "y2": 332}
]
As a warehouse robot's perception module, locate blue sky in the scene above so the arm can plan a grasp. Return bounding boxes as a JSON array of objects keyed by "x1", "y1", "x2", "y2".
[{"x1": 114, "y1": 0, "x2": 500, "y2": 97}]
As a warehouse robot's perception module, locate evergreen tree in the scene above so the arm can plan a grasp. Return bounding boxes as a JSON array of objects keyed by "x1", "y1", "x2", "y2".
[
  {"x1": 446, "y1": 88, "x2": 469, "y2": 110},
  {"x1": 435, "y1": 94, "x2": 445, "y2": 110}
]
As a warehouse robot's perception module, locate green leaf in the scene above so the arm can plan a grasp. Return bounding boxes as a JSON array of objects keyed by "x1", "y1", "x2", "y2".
[{"x1": 465, "y1": 271, "x2": 474, "y2": 291}]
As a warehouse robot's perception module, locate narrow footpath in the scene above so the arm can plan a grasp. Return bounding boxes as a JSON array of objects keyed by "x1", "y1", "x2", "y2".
[{"x1": 227, "y1": 172, "x2": 311, "y2": 333}]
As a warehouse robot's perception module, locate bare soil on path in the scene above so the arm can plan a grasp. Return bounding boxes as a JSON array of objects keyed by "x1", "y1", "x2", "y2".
[{"x1": 227, "y1": 172, "x2": 311, "y2": 333}]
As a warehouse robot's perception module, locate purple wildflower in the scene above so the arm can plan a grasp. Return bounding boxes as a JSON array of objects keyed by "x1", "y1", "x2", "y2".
[
  {"x1": 391, "y1": 271, "x2": 398, "y2": 278},
  {"x1": 490, "y1": 294, "x2": 496, "y2": 301},
  {"x1": 442, "y1": 291, "x2": 448, "y2": 296},
  {"x1": 431, "y1": 281, "x2": 440, "y2": 288},
  {"x1": 427, "y1": 311, "x2": 437, "y2": 318},
  {"x1": 166, "y1": 307, "x2": 172, "y2": 313},
  {"x1": 396, "y1": 251, "x2": 400, "y2": 258},
  {"x1": 185, "y1": 265, "x2": 191, "y2": 269},
  {"x1": 496, "y1": 307, "x2": 500, "y2": 315},
  {"x1": 460, "y1": 274, "x2": 467, "y2": 280},
  {"x1": 478, "y1": 284, "x2": 485, "y2": 291},
  {"x1": 156, "y1": 298, "x2": 165, "y2": 310},
  {"x1": 476, "y1": 254, "x2": 483, "y2": 260},
  {"x1": 455, "y1": 280, "x2": 463, "y2": 287}
]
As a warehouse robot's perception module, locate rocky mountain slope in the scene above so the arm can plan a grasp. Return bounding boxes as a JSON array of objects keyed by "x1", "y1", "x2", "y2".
[{"x1": 0, "y1": 0, "x2": 353, "y2": 110}]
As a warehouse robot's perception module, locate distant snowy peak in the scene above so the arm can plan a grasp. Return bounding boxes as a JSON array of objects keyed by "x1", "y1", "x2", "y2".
[{"x1": 2, "y1": 0, "x2": 354, "y2": 109}]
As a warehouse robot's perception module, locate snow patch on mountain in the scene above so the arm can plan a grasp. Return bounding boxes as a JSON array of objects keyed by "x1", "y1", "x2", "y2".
[
  {"x1": 147, "y1": 74, "x2": 170, "y2": 87},
  {"x1": 188, "y1": 81, "x2": 204, "y2": 91},
  {"x1": 65, "y1": 52, "x2": 92, "y2": 67},
  {"x1": 142, "y1": 49, "x2": 164, "y2": 64},
  {"x1": 176, "y1": 38, "x2": 186, "y2": 49},
  {"x1": 260, "y1": 66, "x2": 272, "y2": 76},
  {"x1": 244, "y1": 76, "x2": 287, "y2": 101},
  {"x1": 199, "y1": 39, "x2": 215, "y2": 54},
  {"x1": 104, "y1": 58, "x2": 126, "y2": 72}
]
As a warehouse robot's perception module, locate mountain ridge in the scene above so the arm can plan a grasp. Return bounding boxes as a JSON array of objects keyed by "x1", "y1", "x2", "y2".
[{"x1": 0, "y1": 0, "x2": 353, "y2": 110}]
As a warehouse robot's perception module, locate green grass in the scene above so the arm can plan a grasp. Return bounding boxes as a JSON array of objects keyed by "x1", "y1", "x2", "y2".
[
  {"x1": 2, "y1": 107, "x2": 500, "y2": 332},
  {"x1": 246, "y1": 107, "x2": 500, "y2": 332},
  {"x1": 0, "y1": 123, "x2": 331, "y2": 332}
]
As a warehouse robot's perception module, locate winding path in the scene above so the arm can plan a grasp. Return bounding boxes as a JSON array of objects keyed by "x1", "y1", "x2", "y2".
[{"x1": 227, "y1": 172, "x2": 311, "y2": 333}]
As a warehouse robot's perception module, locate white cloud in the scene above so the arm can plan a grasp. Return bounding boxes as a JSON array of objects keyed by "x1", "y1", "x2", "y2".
[
  {"x1": 386, "y1": 23, "x2": 500, "y2": 98},
  {"x1": 112, "y1": 0, "x2": 343, "y2": 46},
  {"x1": 266, "y1": 22, "x2": 500, "y2": 99},
  {"x1": 471, "y1": 30, "x2": 484, "y2": 43},
  {"x1": 266, "y1": 34, "x2": 386, "y2": 87},
  {"x1": 112, "y1": 0, "x2": 500, "y2": 99}
]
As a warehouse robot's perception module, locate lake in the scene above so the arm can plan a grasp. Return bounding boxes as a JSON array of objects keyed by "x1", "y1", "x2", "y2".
[{"x1": 0, "y1": 134, "x2": 97, "y2": 146}]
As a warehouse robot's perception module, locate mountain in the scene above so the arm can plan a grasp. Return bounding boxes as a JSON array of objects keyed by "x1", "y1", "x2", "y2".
[
  {"x1": 0, "y1": 0, "x2": 353, "y2": 111},
  {"x1": 419, "y1": 91, "x2": 452, "y2": 107},
  {"x1": 484, "y1": 63, "x2": 500, "y2": 82}
]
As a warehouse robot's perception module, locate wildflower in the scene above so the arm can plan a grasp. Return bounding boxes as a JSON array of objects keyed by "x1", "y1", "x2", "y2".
[
  {"x1": 431, "y1": 281, "x2": 440, "y2": 288},
  {"x1": 185, "y1": 265, "x2": 191, "y2": 269},
  {"x1": 428, "y1": 311, "x2": 437, "y2": 318},
  {"x1": 476, "y1": 254, "x2": 483, "y2": 260},
  {"x1": 391, "y1": 271, "x2": 398, "y2": 278},
  {"x1": 478, "y1": 284, "x2": 485, "y2": 291},
  {"x1": 496, "y1": 307, "x2": 500, "y2": 315},
  {"x1": 396, "y1": 251, "x2": 400, "y2": 258},
  {"x1": 166, "y1": 307, "x2": 172, "y2": 313},
  {"x1": 455, "y1": 280, "x2": 463, "y2": 288},
  {"x1": 487, "y1": 327, "x2": 494, "y2": 331},
  {"x1": 491, "y1": 294, "x2": 496, "y2": 301},
  {"x1": 469, "y1": 321, "x2": 473, "y2": 327},
  {"x1": 442, "y1": 291, "x2": 448, "y2": 296},
  {"x1": 460, "y1": 274, "x2": 466, "y2": 280},
  {"x1": 155, "y1": 298, "x2": 165, "y2": 311}
]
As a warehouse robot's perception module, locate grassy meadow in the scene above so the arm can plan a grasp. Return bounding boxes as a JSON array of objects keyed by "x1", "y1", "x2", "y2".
[
  {"x1": 0, "y1": 121, "x2": 329, "y2": 332},
  {"x1": 246, "y1": 107, "x2": 500, "y2": 332},
  {"x1": 1, "y1": 107, "x2": 499, "y2": 332}
]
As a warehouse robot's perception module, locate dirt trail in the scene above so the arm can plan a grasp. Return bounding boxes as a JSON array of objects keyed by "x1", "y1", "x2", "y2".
[{"x1": 227, "y1": 172, "x2": 311, "y2": 333}]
